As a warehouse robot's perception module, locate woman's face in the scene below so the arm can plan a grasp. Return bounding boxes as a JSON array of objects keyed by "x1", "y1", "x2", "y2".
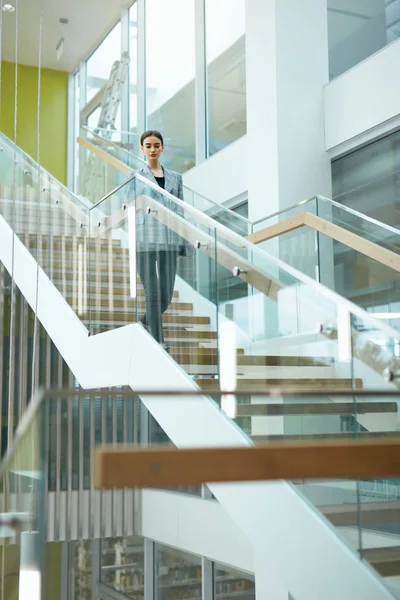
[{"x1": 141, "y1": 136, "x2": 164, "y2": 162}]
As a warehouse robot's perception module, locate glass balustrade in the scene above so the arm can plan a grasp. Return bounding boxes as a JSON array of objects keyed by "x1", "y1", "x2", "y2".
[
  {"x1": 4, "y1": 386, "x2": 400, "y2": 597},
  {"x1": 80, "y1": 126, "x2": 252, "y2": 236},
  {"x1": 253, "y1": 195, "x2": 400, "y2": 324}
]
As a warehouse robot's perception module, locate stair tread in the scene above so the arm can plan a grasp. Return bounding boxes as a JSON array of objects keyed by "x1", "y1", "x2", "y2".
[
  {"x1": 252, "y1": 430, "x2": 399, "y2": 442},
  {"x1": 237, "y1": 401, "x2": 397, "y2": 417},
  {"x1": 197, "y1": 378, "x2": 363, "y2": 390}
]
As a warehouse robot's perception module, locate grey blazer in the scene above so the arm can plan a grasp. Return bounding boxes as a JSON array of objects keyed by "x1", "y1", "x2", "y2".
[{"x1": 133, "y1": 164, "x2": 187, "y2": 252}]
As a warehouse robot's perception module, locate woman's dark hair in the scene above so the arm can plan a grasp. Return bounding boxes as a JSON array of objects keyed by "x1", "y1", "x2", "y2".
[{"x1": 140, "y1": 130, "x2": 164, "y2": 146}]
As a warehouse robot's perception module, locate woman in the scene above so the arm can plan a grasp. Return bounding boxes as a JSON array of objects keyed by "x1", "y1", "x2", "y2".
[{"x1": 135, "y1": 130, "x2": 189, "y2": 352}]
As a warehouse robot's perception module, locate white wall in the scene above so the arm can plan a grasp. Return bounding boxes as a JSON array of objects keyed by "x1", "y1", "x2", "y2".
[
  {"x1": 141, "y1": 490, "x2": 254, "y2": 573},
  {"x1": 183, "y1": 136, "x2": 247, "y2": 205},
  {"x1": 325, "y1": 38, "x2": 400, "y2": 151}
]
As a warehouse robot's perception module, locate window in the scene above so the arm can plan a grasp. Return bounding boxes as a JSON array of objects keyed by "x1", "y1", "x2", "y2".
[
  {"x1": 214, "y1": 563, "x2": 255, "y2": 599},
  {"x1": 86, "y1": 22, "x2": 122, "y2": 133},
  {"x1": 146, "y1": 0, "x2": 196, "y2": 173},
  {"x1": 206, "y1": 0, "x2": 246, "y2": 157},
  {"x1": 129, "y1": 2, "x2": 139, "y2": 153},
  {"x1": 328, "y1": 0, "x2": 400, "y2": 80},
  {"x1": 101, "y1": 536, "x2": 145, "y2": 598},
  {"x1": 155, "y1": 544, "x2": 202, "y2": 600}
]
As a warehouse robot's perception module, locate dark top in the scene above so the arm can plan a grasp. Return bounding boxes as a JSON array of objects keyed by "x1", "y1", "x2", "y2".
[{"x1": 154, "y1": 176, "x2": 165, "y2": 189}]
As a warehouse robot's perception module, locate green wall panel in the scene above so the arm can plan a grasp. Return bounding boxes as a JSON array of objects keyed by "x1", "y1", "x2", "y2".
[{"x1": 0, "y1": 61, "x2": 68, "y2": 184}]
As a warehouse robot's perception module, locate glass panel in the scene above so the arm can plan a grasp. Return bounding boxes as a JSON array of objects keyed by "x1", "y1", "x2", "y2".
[
  {"x1": 316, "y1": 196, "x2": 400, "y2": 318},
  {"x1": 101, "y1": 535, "x2": 144, "y2": 598},
  {"x1": 86, "y1": 22, "x2": 122, "y2": 104},
  {"x1": 146, "y1": 0, "x2": 196, "y2": 173},
  {"x1": 206, "y1": 0, "x2": 246, "y2": 157},
  {"x1": 332, "y1": 131, "x2": 400, "y2": 230},
  {"x1": 0, "y1": 131, "x2": 90, "y2": 325},
  {"x1": 155, "y1": 544, "x2": 202, "y2": 600},
  {"x1": 79, "y1": 127, "x2": 130, "y2": 202},
  {"x1": 0, "y1": 392, "x2": 47, "y2": 598},
  {"x1": 79, "y1": 128, "x2": 251, "y2": 236},
  {"x1": 214, "y1": 563, "x2": 255, "y2": 600},
  {"x1": 328, "y1": 1, "x2": 400, "y2": 80},
  {"x1": 70, "y1": 540, "x2": 93, "y2": 599},
  {"x1": 252, "y1": 198, "x2": 319, "y2": 281}
]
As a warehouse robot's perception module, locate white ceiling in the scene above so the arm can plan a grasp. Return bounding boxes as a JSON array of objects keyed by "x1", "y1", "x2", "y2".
[{"x1": 0, "y1": 0, "x2": 130, "y2": 72}]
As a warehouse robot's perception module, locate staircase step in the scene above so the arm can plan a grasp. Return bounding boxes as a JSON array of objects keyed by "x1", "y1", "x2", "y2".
[
  {"x1": 197, "y1": 378, "x2": 363, "y2": 391},
  {"x1": 88, "y1": 325, "x2": 216, "y2": 340},
  {"x1": 251, "y1": 430, "x2": 397, "y2": 443},
  {"x1": 236, "y1": 401, "x2": 397, "y2": 417},
  {"x1": 53, "y1": 283, "x2": 179, "y2": 298},
  {"x1": 323, "y1": 501, "x2": 400, "y2": 528},
  {"x1": 82, "y1": 312, "x2": 213, "y2": 327},
  {"x1": 69, "y1": 298, "x2": 193, "y2": 311},
  {"x1": 18, "y1": 235, "x2": 119, "y2": 248},
  {"x1": 363, "y1": 546, "x2": 400, "y2": 578}
]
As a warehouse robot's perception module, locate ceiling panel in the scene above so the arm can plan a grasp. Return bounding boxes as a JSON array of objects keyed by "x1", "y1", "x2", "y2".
[{"x1": 0, "y1": 0, "x2": 129, "y2": 72}]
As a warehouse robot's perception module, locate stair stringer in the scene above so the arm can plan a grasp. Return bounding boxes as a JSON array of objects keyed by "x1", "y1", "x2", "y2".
[{"x1": 0, "y1": 215, "x2": 394, "y2": 600}]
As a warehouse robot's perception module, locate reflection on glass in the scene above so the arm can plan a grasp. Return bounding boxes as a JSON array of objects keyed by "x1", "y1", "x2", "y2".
[
  {"x1": 328, "y1": 1, "x2": 400, "y2": 80},
  {"x1": 155, "y1": 544, "x2": 202, "y2": 600},
  {"x1": 332, "y1": 132, "x2": 400, "y2": 317},
  {"x1": 206, "y1": 0, "x2": 246, "y2": 157},
  {"x1": 70, "y1": 540, "x2": 93, "y2": 599},
  {"x1": 101, "y1": 536, "x2": 145, "y2": 598},
  {"x1": 146, "y1": 0, "x2": 196, "y2": 173},
  {"x1": 214, "y1": 563, "x2": 255, "y2": 600},
  {"x1": 86, "y1": 22, "x2": 122, "y2": 104}
]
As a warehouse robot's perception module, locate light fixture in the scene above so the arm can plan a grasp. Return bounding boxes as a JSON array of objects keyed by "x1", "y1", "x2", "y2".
[{"x1": 2, "y1": 4, "x2": 15, "y2": 12}]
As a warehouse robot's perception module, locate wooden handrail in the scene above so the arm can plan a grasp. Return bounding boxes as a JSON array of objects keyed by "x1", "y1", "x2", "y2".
[
  {"x1": 247, "y1": 211, "x2": 400, "y2": 273},
  {"x1": 77, "y1": 136, "x2": 131, "y2": 176},
  {"x1": 78, "y1": 134, "x2": 400, "y2": 273},
  {"x1": 94, "y1": 438, "x2": 400, "y2": 489}
]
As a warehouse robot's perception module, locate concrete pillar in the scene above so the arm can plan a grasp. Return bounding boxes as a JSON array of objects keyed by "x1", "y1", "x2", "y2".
[
  {"x1": 246, "y1": 0, "x2": 332, "y2": 222},
  {"x1": 245, "y1": 0, "x2": 335, "y2": 342}
]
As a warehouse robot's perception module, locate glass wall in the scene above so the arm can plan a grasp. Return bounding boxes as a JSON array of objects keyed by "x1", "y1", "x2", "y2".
[
  {"x1": 155, "y1": 544, "x2": 202, "y2": 600},
  {"x1": 145, "y1": 0, "x2": 196, "y2": 173},
  {"x1": 328, "y1": 0, "x2": 400, "y2": 80},
  {"x1": 206, "y1": 0, "x2": 246, "y2": 157},
  {"x1": 214, "y1": 563, "x2": 255, "y2": 599},
  {"x1": 332, "y1": 130, "x2": 400, "y2": 318},
  {"x1": 86, "y1": 22, "x2": 122, "y2": 103},
  {"x1": 101, "y1": 536, "x2": 145, "y2": 597},
  {"x1": 73, "y1": 0, "x2": 247, "y2": 179}
]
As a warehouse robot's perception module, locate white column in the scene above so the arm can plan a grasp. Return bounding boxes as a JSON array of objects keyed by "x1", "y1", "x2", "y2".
[
  {"x1": 19, "y1": 531, "x2": 41, "y2": 600},
  {"x1": 246, "y1": 0, "x2": 332, "y2": 222}
]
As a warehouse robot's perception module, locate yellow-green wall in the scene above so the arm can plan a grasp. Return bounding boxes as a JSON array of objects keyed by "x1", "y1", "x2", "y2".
[{"x1": 0, "y1": 61, "x2": 68, "y2": 184}]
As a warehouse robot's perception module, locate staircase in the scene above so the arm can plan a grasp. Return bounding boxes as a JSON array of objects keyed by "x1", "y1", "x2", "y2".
[{"x1": 1, "y1": 135, "x2": 400, "y2": 598}]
